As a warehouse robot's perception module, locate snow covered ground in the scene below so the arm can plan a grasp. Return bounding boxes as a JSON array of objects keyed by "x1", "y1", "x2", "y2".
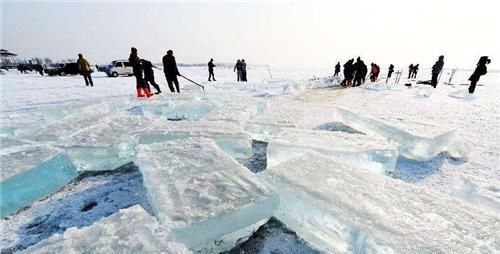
[{"x1": 1, "y1": 65, "x2": 499, "y2": 253}]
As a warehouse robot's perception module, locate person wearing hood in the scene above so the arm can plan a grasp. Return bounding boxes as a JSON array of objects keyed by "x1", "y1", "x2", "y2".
[
  {"x1": 141, "y1": 59, "x2": 161, "y2": 94},
  {"x1": 77, "y1": 53, "x2": 93, "y2": 87},
  {"x1": 129, "y1": 47, "x2": 153, "y2": 98},
  {"x1": 411, "y1": 64, "x2": 419, "y2": 79},
  {"x1": 468, "y1": 56, "x2": 490, "y2": 94},
  {"x1": 334, "y1": 62, "x2": 341, "y2": 76},
  {"x1": 162, "y1": 50, "x2": 181, "y2": 93},
  {"x1": 208, "y1": 58, "x2": 216, "y2": 81},
  {"x1": 387, "y1": 64, "x2": 395, "y2": 78},
  {"x1": 431, "y1": 55, "x2": 444, "y2": 88}
]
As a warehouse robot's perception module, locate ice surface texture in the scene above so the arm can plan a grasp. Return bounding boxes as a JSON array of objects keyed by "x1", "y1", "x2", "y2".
[
  {"x1": 267, "y1": 128, "x2": 398, "y2": 174},
  {"x1": 21, "y1": 205, "x2": 191, "y2": 254},
  {"x1": 336, "y1": 107, "x2": 469, "y2": 160},
  {"x1": 263, "y1": 154, "x2": 500, "y2": 253},
  {"x1": 0, "y1": 142, "x2": 78, "y2": 218},
  {"x1": 136, "y1": 138, "x2": 278, "y2": 253}
]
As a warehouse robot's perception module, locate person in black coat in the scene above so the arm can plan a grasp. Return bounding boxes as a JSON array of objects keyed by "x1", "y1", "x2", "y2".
[
  {"x1": 411, "y1": 64, "x2": 419, "y2": 79},
  {"x1": 334, "y1": 62, "x2": 341, "y2": 76},
  {"x1": 162, "y1": 50, "x2": 181, "y2": 93},
  {"x1": 141, "y1": 59, "x2": 161, "y2": 94},
  {"x1": 208, "y1": 58, "x2": 216, "y2": 81},
  {"x1": 353, "y1": 57, "x2": 367, "y2": 86},
  {"x1": 129, "y1": 47, "x2": 152, "y2": 97},
  {"x1": 431, "y1": 55, "x2": 444, "y2": 88},
  {"x1": 387, "y1": 64, "x2": 394, "y2": 78},
  {"x1": 340, "y1": 59, "x2": 354, "y2": 86},
  {"x1": 468, "y1": 56, "x2": 490, "y2": 94}
]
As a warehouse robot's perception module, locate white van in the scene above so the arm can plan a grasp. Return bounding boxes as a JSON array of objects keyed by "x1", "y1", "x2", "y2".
[{"x1": 105, "y1": 60, "x2": 134, "y2": 77}]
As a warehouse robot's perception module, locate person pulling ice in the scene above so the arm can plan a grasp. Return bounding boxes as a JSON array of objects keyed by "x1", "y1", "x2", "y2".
[
  {"x1": 129, "y1": 47, "x2": 153, "y2": 98},
  {"x1": 162, "y1": 50, "x2": 181, "y2": 93},
  {"x1": 77, "y1": 54, "x2": 93, "y2": 87},
  {"x1": 369, "y1": 63, "x2": 380, "y2": 82},
  {"x1": 141, "y1": 59, "x2": 161, "y2": 95},
  {"x1": 431, "y1": 55, "x2": 444, "y2": 88},
  {"x1": 468, "y1": 56, "x2": 490, "y2": 94}
]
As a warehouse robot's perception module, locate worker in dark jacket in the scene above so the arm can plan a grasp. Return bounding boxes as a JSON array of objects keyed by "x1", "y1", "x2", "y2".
[
  {"x1": 411, "y1": 64, "x2": 419, "y2": 79},
  {"x1": 141, "y1": 59, "x2": 161, "y2": 94},
  {"x1": 468, "y1": 56, "x2": 490, "y2": 94},
  {"x1": 431, "y1": 55, "x2": 444, "y2": 88},
  {"x1": 353, "y1": 57, "x2": 367, "y2": 86},
  {"x1": 387, "y1": 64, "x2": 394, "y2": 78},
  {"x1": 162, "y1": 50, "x2": 181, "y2": 93},
  {"x1": 129, "y1": 47, "x2": 153, "y2": 98},
  {"x1": 334, "y1": 62, "x2": 341, "y2": 76},
  {"x1": 408, "y1": 64, "x2": 414, "y2": 79},
  {"x1": 208, "y1": 58, "x2": 216, "y2": 81},
  {"x1": 340, "y1": 59, "x2": 354, "y2": 86}
]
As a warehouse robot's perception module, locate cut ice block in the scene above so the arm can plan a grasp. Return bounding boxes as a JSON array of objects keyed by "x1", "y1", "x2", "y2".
[
  {"x1": 263, "y1": 154, "x2": 499, "y2": 253},
  {"x1": 21, "y1": 205, "x2": 191, "y2": 254},
  {"x1": 136, "y1": 138, "x2": 278, "y2": 253},
  {"x1": 0, "y1": 143, "x2": 78, "y2": 218},
  {"x1": 267, "y1": 128, "x2": 398, "y2": 174},
  {"x1": 40, "y1": 98, "x2": 129, "y2": 123},
  {"x1": 58, "y1": 114, "x2": 156, "y2": 171},
  {"x1": 246, "y1": 113, "x2": 299, "y2": 142},
  {"x1": 132, "y1": 98, "x2": 215, "y2": 120},
  {"x1": 336, "y1": 107, "x2": 468, "y2": 160},
  {"x1": 202, "y1": 98, "x2": 268, "y2": 127},
  {"x1": 138, "y1": 120, "x2": 252, "y2": 158}
]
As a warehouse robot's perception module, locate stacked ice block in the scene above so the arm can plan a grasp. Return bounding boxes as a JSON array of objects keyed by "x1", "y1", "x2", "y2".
[
  {"x1": 262, "y1": 154, "x2": 499, "y2": 253},
  {"x1": 336, "y1": 107, "x2": 469, "y2": 160},
  {"x1": 267, "y1": 128, "x2": 398, "y2": 174},
  {"x1": 21, "y1": 205, "x2": 191, "y2": 254},
  {"x1": 1, "y1": 137, "x2": 78, "y2": 218},
  {"x1": 136, "y1": 138, "x2": 278, "y2": 253}
]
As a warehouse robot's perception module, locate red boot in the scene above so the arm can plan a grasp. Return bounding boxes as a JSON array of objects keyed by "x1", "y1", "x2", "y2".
[
  {"x1": 137, "y1": 88, "x2": 145, "y2": 97},
  {"x1": 145, "y1": 88, "x2": 154, "y2": 98}
]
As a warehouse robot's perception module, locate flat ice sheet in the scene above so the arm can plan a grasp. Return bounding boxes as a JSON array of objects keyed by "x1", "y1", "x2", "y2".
[{"x1": 263, "y1": 154, "x2": 500, "y2": 253}]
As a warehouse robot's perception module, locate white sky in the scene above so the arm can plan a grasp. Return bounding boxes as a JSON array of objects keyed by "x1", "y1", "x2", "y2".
[{"x1": 1, "y1": 0, "x2": 499, "y2": 69}]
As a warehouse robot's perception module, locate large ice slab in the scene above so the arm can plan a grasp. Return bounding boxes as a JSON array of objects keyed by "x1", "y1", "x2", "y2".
[
  {"x1": 263, "y1": 154, "x2": 499, "y2": 253},
  {"x1": 138, "y1": 120, "x2": 252, "y2": 158},
  {"x1": 0, "y1": 140, "x2": 78, "y2": 218},
  {"x1": 131, "y1": 96, "x2": 215, "y2": 120},
  {"x1": 39, "y1": 98, "x2": 129, "y2": 123},
  {"x1": 136, "y1": 138, "x2": 278, "y2": 253},
  {"x1": 21, "y1": 205, "x2": 191, "y2": 254},
  {"x1": 336, "y1": 107, "x2": 469, "y2": 160},
  {"x1": 58, "y1": 114, "x2": 156, "y2": 171},
  {"x1": 202, "y1": 97, "x2": 268, "y2": 127},
  {"x1": 267, "y1": 128, "x2": 398, "y2": 174}
]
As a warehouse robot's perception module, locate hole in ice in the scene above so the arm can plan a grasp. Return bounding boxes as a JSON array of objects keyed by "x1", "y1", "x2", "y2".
[
  {"x1": 0, "y1": 163, "x2": 153, "y2": 253},
  {"x1": 80, "y1": 201, "x2": 97, "y2": 212},
  {"x1": 167, "y1": 117, "x2": 186, "y2": 121},
  {"x1": 314, "y1": 122, "x2": 364, "y2": 134},
  {"x1": 225, "y1": 217, "x2": 320, "y2": 254},
  {"x1": 238, "y1": 140, "x2": 268, "y2": 173}
]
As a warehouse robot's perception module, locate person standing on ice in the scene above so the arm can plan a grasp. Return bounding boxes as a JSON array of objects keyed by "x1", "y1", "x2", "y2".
[
  {"x1": 162, "y1": 50, "x2": 181, "y2": 93},
  {"x1": 468, "y1": 56, "x2": 490, "y2": 94},
  {"x1": 241, "y1": 59, "x2": 247, "y2": 82},
  {"x1": 369, "y1": 63, "x2": 380, "y2": 82},
  {"x1": 353, "y1": 57, "x2": 367, "y2": 86},
  {"x1": 430, "y1": 55, "x2": 444, "y2": 88},
  {"x1": 141, "y1": 59, "x2": 161, "y2": 95},
  {"x1": 387, "y1": 64, "x2": 395, "y2": 78},
  {"x1": 77, "y1": 54, "x2": 93, "y2": 87},
  {"x1": 411, "y1": 64, "x2": 419, "y2": 79},
  {"x1": 334, "y1": 62, "x2": 341, "y2": 76},
  {"x1": 234, "y1": 59, "x2": 242, "y2": 81},
  {"x1": 340, "y1": 59, "x2": 354, "y2": 86},
  {"x1": 129, "y1": 47, "x2": 153, "y2": 98},
  {"x1": 408, "y1": 64, "x2": 414, "y2": 79},
  {"x1": 208, "y1": 58, "x2": 216, "y2": 81}
]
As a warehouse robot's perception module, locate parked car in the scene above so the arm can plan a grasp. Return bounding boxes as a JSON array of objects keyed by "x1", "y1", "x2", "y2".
[
  {"x1": 105, "y1": 60, "x2": 133, "y2": 77},
  {"x1": 44, "y1": 63, "x2": 79, "y2": 76}
]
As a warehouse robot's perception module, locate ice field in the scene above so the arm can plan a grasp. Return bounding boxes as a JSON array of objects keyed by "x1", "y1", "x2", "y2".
[{"x1": 1, "y1": 65, "x2": 499, "y2": 253}]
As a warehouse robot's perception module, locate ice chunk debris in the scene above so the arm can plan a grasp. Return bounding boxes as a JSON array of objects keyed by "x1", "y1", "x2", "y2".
[
  {"x1": 20, "y1": 205, "x2": 191, "y2": 254},
  {"x1": 0, "y1": 140, "x2": 78, "y2": 218},
  {"x1": 136, "y1": 138, "x2": 278, "y2": 253},
  {"x1": 262, "y1": 154, "x2": 500, "y2": 253},
  {"x1": 267, "y1": 128, "x2": 398, "y2": 174},
  {"x1": 335, "y1": 107, "x2": 469, "y2": 160},
  {"x1": 138, "y1": 120, "x2": 252, "y2": 158}
]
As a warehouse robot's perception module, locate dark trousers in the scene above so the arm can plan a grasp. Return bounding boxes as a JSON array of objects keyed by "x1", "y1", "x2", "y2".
[
  {"x1": 353, "y1": 76, "x2": 363, "y2": 86},
  {"x1": 135, "y1": 75, "x2": 146, "y2": 89},
  {"x1": 334, "y1": 71, "x2": 340, "y2": 76},
  {"x1": 469, "y1": 80, "x2": 478, "y2": 94},
  {"x1": 388, "y1": 71, "x2": 393, "y2": 78},
  {"x1": 165, "y1": 74, "x2": 180, "y2": 93},
  {"x1": 208, "y1": 71, "x2": 215, "y2": 81},
  {"x1": 145, "y1": 77, "x2": 161, "y2": 92},
  {"x1": 431, "y1": 73, "x2": 439, "y2": 88},
  {"x1": 83, "y1": 71, "x2": 93, "y2": 86}
]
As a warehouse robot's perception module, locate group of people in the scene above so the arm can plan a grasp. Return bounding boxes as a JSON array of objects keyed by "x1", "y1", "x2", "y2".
[
  {"x1": 334, "y1": 55, "x2": 490, "y2": 94},
  {"x1": 234, "y1": 59, "x2": 247, "y2": 82}
]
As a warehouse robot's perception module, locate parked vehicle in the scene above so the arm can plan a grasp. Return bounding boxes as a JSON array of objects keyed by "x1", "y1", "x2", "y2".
[
  {"x1": 105, "y1": 60, "x2": 133, "y2": 77},
  {"x1": 44, "y1": 63, "x2": 79, "y2": 76}
]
